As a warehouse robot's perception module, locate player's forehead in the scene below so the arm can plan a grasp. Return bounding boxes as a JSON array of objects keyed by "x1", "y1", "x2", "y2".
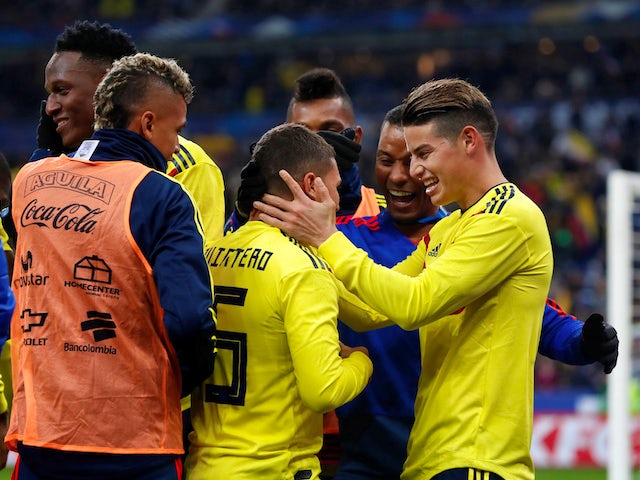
[
  {"x1": 403, "y1": 122, "x2": 440, "y2": 152},
  {"x1": 45, "y1": 51, "x2": 103, "y2": 88},
  {"x1": 289, "y1": 97, "x2": 354, "y2": 132},
  {"x1": 378, "y1": 122, "x2": 405, "y2": 149}
]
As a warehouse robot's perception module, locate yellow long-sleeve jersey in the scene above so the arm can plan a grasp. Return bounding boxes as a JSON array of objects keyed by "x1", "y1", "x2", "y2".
[
  {"x1": 319, "y1": 183, "x2": 553, "y2": 480},
  {"x1": 186, "y1": 221, "x2": 373, "y2": 480},
  {"x1": 169, "y1": 136, "x2": 226, "y2": 245}
]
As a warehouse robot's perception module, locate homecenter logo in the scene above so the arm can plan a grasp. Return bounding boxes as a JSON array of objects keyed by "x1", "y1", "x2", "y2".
[
  {"x1": 65, "y1": 256, "x2": 120, "y2": 300},
  {"x1": 74, "y1": 256, "x2": 111, "y2": 284},
  {"x1": 23, "y1": 170, "x2": 115, "y2": 204}
]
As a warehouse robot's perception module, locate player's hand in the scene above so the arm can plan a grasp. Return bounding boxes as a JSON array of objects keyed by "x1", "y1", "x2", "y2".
[
  {"x1": 36, "y1": 100, "x2": 65, "y2": 153},
  {"x1": 339, "y1": 341, "x2": 369, "y2": 358},
  {"x1": 254, "y1": 169, "x2": 338, "y2": 247},
  {"x1": 317, "y1": 129, "x2": 361, "y2": 172},
  {"x1": 580, "y1": 313, "x2": 619, "y2": 374}
]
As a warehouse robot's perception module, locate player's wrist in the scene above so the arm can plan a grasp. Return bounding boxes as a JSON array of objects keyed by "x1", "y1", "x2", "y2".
[{"x1": 315, "y1": 226, "x2": 339, "y2": 248}]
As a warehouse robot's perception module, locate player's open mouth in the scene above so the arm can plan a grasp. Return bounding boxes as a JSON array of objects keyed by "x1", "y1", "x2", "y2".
[
  {"x1": 423, "y1": 178, "x2": 439, "y2": 195},
  {"x1": 389, "y1": 189, "x2": 416, "y2": 204},
  {"x1": 55, "y1": 119, "x2": 68, "y2": 133}
]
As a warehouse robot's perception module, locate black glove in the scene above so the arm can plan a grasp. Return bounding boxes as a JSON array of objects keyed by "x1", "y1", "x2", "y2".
[
  {"x1": 36, "y1": 100, "x2": 65, "y2": 154},
  {"x1": 234, "y1": 157, "x2": 267, "y2": 219},
  {"x1": 317, "y1": 128, "x2": 361, "y2": 172},
  {"x1": 580, "y1": 313, "x2": 619, "y2": 374}
]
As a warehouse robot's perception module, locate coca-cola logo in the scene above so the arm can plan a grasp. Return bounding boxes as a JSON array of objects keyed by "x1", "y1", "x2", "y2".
[{"x1": 20, "y1": 199, "x2": 104, "y2": 233}]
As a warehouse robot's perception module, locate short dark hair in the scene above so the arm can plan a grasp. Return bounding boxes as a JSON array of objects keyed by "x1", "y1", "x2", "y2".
[
  {"x1": 384, "y1": 104, "x2": 404, "y2": 128},
  {"x1": 287, "y1": 68, "x2": 354, "y2": 117},
  {"x1": 253, "y1": 123, "x2": 335, "y2": 197},
  {"x1": 55, "y1": 20, "x2": 137, "y2": 65},
  {"x1": 402, "y1": 78, "x2": 498, "y2": 148}
]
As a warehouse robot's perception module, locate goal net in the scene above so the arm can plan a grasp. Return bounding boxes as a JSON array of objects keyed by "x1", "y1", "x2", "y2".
[{"x1": 607, "y1": 169, "x2": 637, "y2": 480}]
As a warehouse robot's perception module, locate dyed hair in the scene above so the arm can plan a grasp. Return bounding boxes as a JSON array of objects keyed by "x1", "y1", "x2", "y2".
[{"x1": 94, "y1": 53, "x2": 193, "y2": 130}]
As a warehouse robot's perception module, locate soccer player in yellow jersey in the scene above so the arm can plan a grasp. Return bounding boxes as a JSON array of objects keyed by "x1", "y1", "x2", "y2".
[
  {"x1": 185, "y1": 123, "x2": 374, "y2": 480},
  {"x1": 168, "y1": 135, "x2": 225, "y2": 244},
  {"x1": 255, "y1": 78, "x2": 554, "y2": 480}
]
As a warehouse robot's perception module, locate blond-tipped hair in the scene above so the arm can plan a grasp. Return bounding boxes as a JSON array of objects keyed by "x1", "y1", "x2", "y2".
[{"x1": 94, "y1": 52, "x2": 193, "y2": 130}]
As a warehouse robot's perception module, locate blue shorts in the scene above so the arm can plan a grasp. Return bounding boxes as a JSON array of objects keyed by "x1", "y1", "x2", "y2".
[
  {"x1": 333, "y1": 414, "x2": 413, "y2": 480},
  {"x1": 13, "y1": 445, "x2": 182, "y2": 480}
]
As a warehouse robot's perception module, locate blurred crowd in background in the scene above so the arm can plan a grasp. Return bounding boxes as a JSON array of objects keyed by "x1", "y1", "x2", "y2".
[
  {"x1": 2, "y1": 0, "x2": 640, "y2": 396},
  {"x1": 0, "y1": 0, "x2": 580, "y2": 24}
]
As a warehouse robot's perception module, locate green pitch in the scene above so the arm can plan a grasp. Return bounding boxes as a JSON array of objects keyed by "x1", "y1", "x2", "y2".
[
  {"x1": 538, "y1": 470, "x2": 604, "y2": 479},
  {"x1": 537, "y1": 469, "x2": 640, "y2": 479}
]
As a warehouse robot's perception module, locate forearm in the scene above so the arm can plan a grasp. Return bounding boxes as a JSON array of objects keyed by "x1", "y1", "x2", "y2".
[
  {"x1": 319, "y1": 232, "x2": 462, "y2": 330},
  {"x1": 284, "y1": 271, "x2": 373, "y2": 412},
  {"x1": 392, "y1": 239, "x2": 428, "y2": 276},
  {"x1": 538, "y1": 299, "x2": 589, "y2": 364},
  {"x1": 335, "y1": 277, "x2": 392, "y2": 332}
]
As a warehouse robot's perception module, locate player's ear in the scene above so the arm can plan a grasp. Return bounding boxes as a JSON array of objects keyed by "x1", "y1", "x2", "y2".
[
  {"x1": 460, "y1": 125, "x2": 480, "y2": 153},
  {"x1": 354, "y1": 125, "x2": 364, "y2": 144},
  {"x1": 135, "y1": 111, "x2": 155, "y2": 141},
  {"x1": 301, "y1": 172, "x2": 318, "y2": 199}
]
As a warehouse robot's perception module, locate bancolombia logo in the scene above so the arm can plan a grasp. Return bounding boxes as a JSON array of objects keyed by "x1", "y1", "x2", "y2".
[{"x1": 20, "y1": 199, "x2": 104, "y2": 233}]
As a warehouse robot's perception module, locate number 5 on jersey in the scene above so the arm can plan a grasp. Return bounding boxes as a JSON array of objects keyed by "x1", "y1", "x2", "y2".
[{"x1": 205, "y1": 285, "x2": 248, "y2": 406}]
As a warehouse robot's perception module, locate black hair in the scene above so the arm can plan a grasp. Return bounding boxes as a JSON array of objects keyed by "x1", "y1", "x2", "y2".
[
  {"x1": 292, "y1": 68, "x2": 349, "y2": 102},
  {"x1": 384, "y1": 104, "x2": 404, "y2": 127},
  {"x1": 55, "y1": 20, "x2": 137, "y2": 64},
  {"x1": 287, "y1": 68, "x2": 354, "y2": 117}
]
